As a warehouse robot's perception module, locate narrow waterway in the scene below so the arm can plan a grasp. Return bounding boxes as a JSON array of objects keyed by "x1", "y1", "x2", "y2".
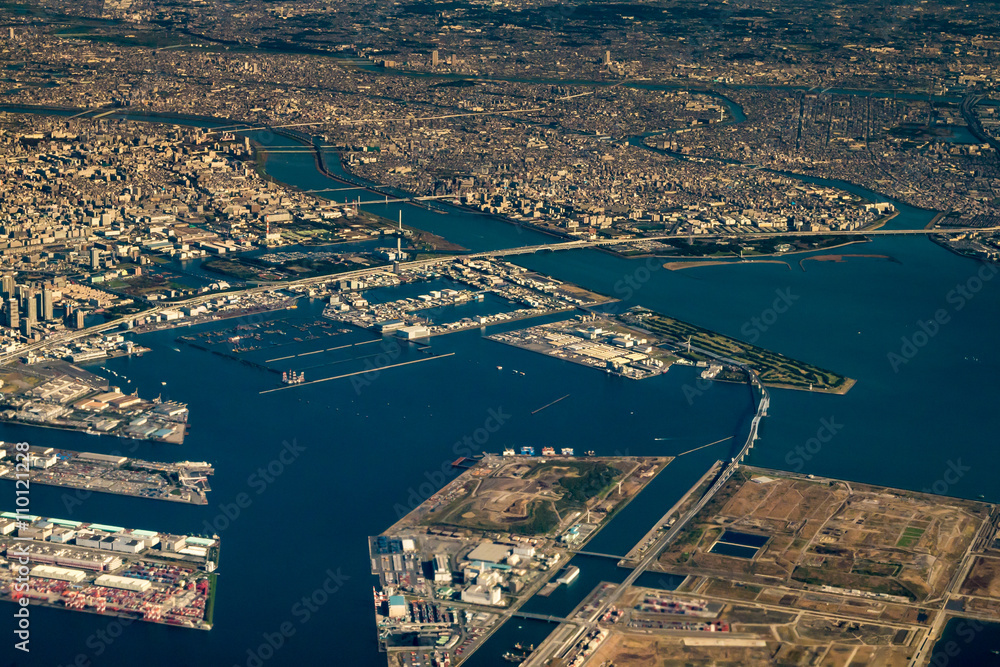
[{"x1": 0, "y1": 104, "x2": 996, "y2": 667}]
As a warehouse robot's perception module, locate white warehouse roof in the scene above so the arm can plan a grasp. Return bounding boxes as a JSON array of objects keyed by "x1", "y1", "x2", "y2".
[{"x1": 94, "y1": 574, "x2": 151, "y2": 592}]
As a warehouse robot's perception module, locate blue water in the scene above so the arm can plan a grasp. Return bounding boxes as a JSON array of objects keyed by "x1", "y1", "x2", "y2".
[
  {"x1": 632, "y1": 571, "x2": 685, "y2": 591},
  {"x1": 0, "y1": 108, "x2": 996, "y2": 667},
  {"x1": 458, "y1": 618, "x2": 556, "y2": 667},
  {"x1": 930, "y1": 618, "x2": 1000, "y2": 666},
  {"x1": 519, "y1": 556, "x2": 627, "y2": 618},
  {"x1": 719, "y1": 530, "x2": 769, "y2": 548},
  {"x1": 0, "y1": 298, "x2": 755, "y2": 666},
  {"x1": 709, "y1": 543, "x2": 759, "y2": 558},
  {"x1": 419, "y1": 293, "x2": 517, "y2": 325},
  {"x1": 347, "y1": 276, "x2": 519, "y2": 324}
]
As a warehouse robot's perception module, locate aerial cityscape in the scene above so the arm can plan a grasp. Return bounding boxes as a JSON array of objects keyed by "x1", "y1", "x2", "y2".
[{"x1": 0, "y1": 0, "x2": 997, "y2": 664}]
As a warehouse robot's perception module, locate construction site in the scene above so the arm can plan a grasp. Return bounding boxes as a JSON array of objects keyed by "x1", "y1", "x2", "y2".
[{"x1": 593, "y1": 466, "x2": 1000, "y2": 666}]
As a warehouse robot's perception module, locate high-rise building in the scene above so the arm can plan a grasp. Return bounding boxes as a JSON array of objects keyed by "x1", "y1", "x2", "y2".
[
  {"x1": 91, "y1": 247, "x2": 101, "y2": 270},
  {"x1": 7, "y1": 298, "x2": 18, "y2": 329},
  {"x1": 1, "y1": 275, "x2": 14, "y2": 298},
  {"x1": 24, "y1": 290, "x2": 36, "y2": 327},
  {"x1": 432, "y1": 50, "x2": 439, "y2": 67},
  {"x1": 41, "y1": 289, "x2": 54, "y2": 321},
  {"x1": 20, "y1": 318, "x2": 30, "y2": 337},
  {"x1": 75, "y1": 310, "x2": 86, "y2": 329},
  {"x1": 604, "y1": 50, "x2": 611, "y2": 66}
]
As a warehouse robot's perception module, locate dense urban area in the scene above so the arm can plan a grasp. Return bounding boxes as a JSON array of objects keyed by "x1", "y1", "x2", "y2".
[{"x1": 0, "y1": 0, "x2": 997, "y2": 664}]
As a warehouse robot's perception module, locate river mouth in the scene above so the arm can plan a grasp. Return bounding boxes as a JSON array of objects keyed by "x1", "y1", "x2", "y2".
[{"x1": 2, "y1": 96, "x2": 998, "y2": 667}]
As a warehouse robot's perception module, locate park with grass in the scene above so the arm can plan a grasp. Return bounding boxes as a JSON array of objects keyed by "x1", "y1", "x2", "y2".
[{"x1": 619, "y1": 308, "x2": 854, "y2": 393}]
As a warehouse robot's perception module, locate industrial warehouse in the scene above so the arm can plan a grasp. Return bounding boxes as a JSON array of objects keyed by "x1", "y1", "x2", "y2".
[{"x1": 0, "y1": 512, "x2": 219, "y2": 630}]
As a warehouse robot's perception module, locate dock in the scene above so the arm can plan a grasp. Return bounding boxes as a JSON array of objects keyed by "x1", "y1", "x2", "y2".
[{"x1": 0, "y1": 445, "x2": 214, "y2": 505}]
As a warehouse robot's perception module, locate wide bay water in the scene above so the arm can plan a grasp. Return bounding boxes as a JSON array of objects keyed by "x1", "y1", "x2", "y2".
[{"x1": 0, "y1": 109, "x2": 997, "y2": 665}]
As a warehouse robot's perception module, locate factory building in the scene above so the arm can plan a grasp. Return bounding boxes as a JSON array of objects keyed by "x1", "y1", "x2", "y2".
[
  {"x1": 95, "y1": 574, "x2": 151, "y2": 593},
  {"x1": 466, "y1": 542, "x2": 511, "y2": 566},
  {"x1": 28, "y1": 453, "x2": 57, "y2": 469},
  {"x1": 131, "y1": 530, "x2": 160, "y2": 549},
  {"x1": 512, "y1": 545, "x2": 536, "y2": 558},
  {"x1": 461, "y1": 585, "x2": 502, "y2": 606},
  {"x1": 49, "y1": 528, "x2": 77, "y2": 544},
  {"x1": 75, "y1": 533, "x2": 102, "y2": 549},
  {"x1": 396, "y1": 325, "x2": 429, "y2": 340},
  {"x1": 433, "y1": 554, "x2": 452, "y2": 583},
  {"x1": 7, "y1": 543, "x2": 121, "y2": 571},
  {"x1": 112, "y1": 538, "x2": 144, "y2": 554},
  {"x1": 18, "y1": 520, "x2": 54, "y2": 541},
  {"x1": 387, "y1": 595, "x2": 407, "y2": 618},
  {"x1": 160, "y1": 534, "x2": 188, "y2": 551},
  {"x1": 30, "y1": 565, "x2": 87, "y2": 584},
  {"x1": 75, "y1": 452, "x2": 128, "y2": 465}
]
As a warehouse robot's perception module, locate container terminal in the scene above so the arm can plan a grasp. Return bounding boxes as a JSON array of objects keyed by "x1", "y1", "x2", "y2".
[
  {"x1": 0, "y1": 512, "x2": 219, "y2": 630},
  {"x1": 0, "y1": 444, "x2": 214, "y2": 504}
]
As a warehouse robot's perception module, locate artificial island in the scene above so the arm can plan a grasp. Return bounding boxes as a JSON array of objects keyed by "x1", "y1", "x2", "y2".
[
  {"x1": 0, "y1": 6, "x2": 996, "y2": 654},
  {"x1": 369, "y1": 459, "x2": 1000, "y2": 667}
]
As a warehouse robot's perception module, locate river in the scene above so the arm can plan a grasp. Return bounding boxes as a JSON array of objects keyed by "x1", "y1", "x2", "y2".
[{"x1": 0, "y1": 102, "x2": 997, "y2": 666}]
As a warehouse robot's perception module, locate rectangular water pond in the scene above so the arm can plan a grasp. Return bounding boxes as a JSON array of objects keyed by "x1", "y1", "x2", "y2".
[
  {"x1": 719, "y1": 530, "x2": 769, "y2": 548},
  {"x1": 709, "y1": 542, "x2": 760, "y2": 559}
]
